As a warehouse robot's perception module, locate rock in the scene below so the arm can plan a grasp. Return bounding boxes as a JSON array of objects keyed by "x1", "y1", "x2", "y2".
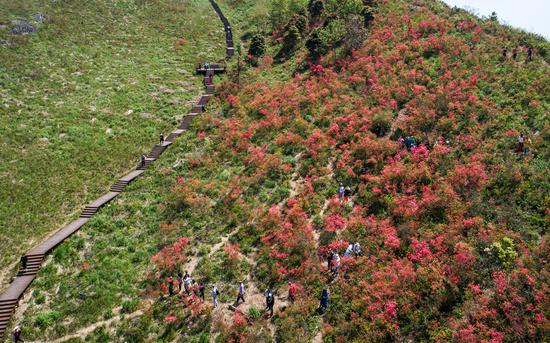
[
  {"x1": 124, "y1": 109, "x2": 134, "y2": 115},
  {"x1": 140, "y1": 112, "x2": 153, "y2": 119},
  {"x1": 10, "y1": 20, "x2": 36, "y2": 35},
  {"x1": 105, "y1": 128, "x2": 113, "y2": 135},
  {"x1": 32, "y1": 13, "x2": 47, "y2": 23}
]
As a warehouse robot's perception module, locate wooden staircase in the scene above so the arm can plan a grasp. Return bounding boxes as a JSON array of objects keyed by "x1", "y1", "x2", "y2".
[{"x1": 80, "y1": 205, "x2": 99, "y2": 219}]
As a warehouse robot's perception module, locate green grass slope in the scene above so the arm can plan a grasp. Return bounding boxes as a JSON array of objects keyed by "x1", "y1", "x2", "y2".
[{"x1": 0, "y1": 0, "x2": 225, "y2": 282}]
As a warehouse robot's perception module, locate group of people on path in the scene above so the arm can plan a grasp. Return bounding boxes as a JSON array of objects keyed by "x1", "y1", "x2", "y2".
[
  {"x1": 327, "y1": 243, "x2": 361, "y2": 276},
  {"x1": 163, "y1": 270, "x2": 303, "y2": 319},
  {"x1": 337, "y1": 183, "x2": 352, "y2": 199},
  {"x1": 502, "y1": 46, "x2": 534, "y2": 62}
]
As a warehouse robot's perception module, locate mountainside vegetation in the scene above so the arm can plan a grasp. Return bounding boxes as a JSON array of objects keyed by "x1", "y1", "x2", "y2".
[
  {"x1": 0, "y1": 0, "x2": 224, "y2": 285},
  {"x1": 2, "y1": 0, "x2": 549, "y2": 342}
]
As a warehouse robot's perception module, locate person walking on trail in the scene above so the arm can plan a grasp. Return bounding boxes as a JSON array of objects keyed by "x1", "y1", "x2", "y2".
[
  {"x1": 199, "y1": 282, "x2": 205, "y2": 301},
  {"x1": 212, "y1": 285, "x2": 219, "y2": 308},
  {"x1": 344, "y1": 244, "x2": 353, "y2": 258},
  {"x1": 353, "y1": 242, "x2": 362, "y2": 257},
  {"x1": 502, "y1": 47, "x2": 508, "y2": 59},
  {"x1": 12, "y1": 326, "x2": 23, "y2": 343},
  {"x1": 319, "y1": 288, "x2": 329, "y2": 314},
  {"x1": 236, "y1": 281, "x2": 245, "y2": 304},
  {"x1": 160, "y1": 134, "x2": 165, "y2": 145},
  {"x1": 344, "y1": 186, "x2": 351, "y2": 198},
  {"x1": 184, "y1": 274, "x2": 192, "y2": 296},
  {"x1": 266, "y1": 291, "x2": 275, "y2": 317},
  {"x1": 288, "y1": 282, "x2": 297, "y2": 303},
  {"x1": 332, "y1": 252, "x2": 341, "y2": 275},
  {"x1": 168, "y1": 276, "x2": 175, "y2": 296},
  {"x1": 140, "y1": 154, "x2": 146, "y2": 168},
  {"x1": 512, "y1": 47, "x2": 518, "y2": 60},
  {"x1": 177, "y1": 272, "x2": 183, "y2": 292},
  {"x1": 527, "y1": 46, "x2": 533, "y2": 61},
  {"x1": 523, "y1": 135, "x2": 532, "y2": 155},
  {"x1": 338, "y1": 183, "x2": 344, "y2": 198},
  {"x1": 327, "y1": 251, "x2": 334, "y2": 271},
  {"x1": 20, "y1": 256, "x2": 28, "y2": 270},
  {"x1": 517, "y1": 133, "x2": 525, "y2": 153}
]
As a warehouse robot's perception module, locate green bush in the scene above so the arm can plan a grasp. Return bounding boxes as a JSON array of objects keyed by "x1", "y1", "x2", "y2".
[
  {"x1": 248, "y1": 306, "x2": 262, "y2": 319},
  {"x1": 306, "y1": 29, "x2": 327, "y2": 61},
  {"x1": 249, "y1": 34, "x2": 266, "y2": 57},
  {"x1": 35, "y1": 310, "x2": 61, "y2": 329}
]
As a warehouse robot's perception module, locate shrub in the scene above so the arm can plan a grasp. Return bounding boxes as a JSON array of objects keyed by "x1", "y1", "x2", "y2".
[
  {"x1": 282, "y1": 25, "x2": 301, "y2": 53},
  {"x1": 248, "y1": 34, "x2": 266, "y2": 57},
  {"x1": 248, "y1": 306, "x2": 262, "y2": 319},
  {"x1": 35, "y1": 311, "x2": 61, "y2": 329},
  {"x1": 306, "y1": 29, "x2": 327, "y2": 61},
  {"x1": 308, "y1": 0, "x2": 324, "y2": 18}
]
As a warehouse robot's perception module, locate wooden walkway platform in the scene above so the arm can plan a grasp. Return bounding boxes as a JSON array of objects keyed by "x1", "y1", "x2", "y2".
[{"x1": 0, "y1": 0, "x2": 234, "y2": 338}]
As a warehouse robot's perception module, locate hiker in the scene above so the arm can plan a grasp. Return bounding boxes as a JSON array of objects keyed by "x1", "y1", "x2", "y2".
[
  {"x1": 398, "y1": 136, "x2": 405, "y2": 147},
  {"x1": 12, "y1": 326, "x2": 23, "y2": 343},
  {"x1": 344, "y1": 186, "x2": 351, "y2": 198},
  {"x1": 338, "y1": 183, "x2": 344, "y2": 198},
  {"x1": 140, "y1": 154, "x2": 146, "y2": 168},
  {"x1": 523, "y1": 135, "x2": 532, "y2": 155},
  {"x1": 332, "y1": 252, "x2": 341, "y2": 275},
  {"x1": 527, "y1": 46, "x2": 533, "y2": 61},
  {"x1": 344, "y1": 244, "x2": 353, "y2": 258},
  {"x1": 266, "y1": 290, "x2": 275, "y2": 317},
  {"x1": 19, "y1": 256, "x2": 27, "y2": 270},
  {"x1": 319, "y1": 288, "x2": 329, "y2": 314},
  {"x1": 208, "y1": 74, "x2": 213, "y2": 84},
  {"x1": 374, "y1": 125, "x2": 383, "y2": 137},
  {"x1": 212, "y1": 285, "x2": 219, "y2": 308},
  {"x1": 502, "y1": 47, "x2": 508, "y2": 58},
  {"x1": 517, "y1": 133, "x2": 525, "y2": 153},
  {"x1": 192, "y1": 280, "x2": 198, "y2": 297},
  {"x1": 160, "y1": 134, "x2": 164, "y2": 145},
  {"x1": 177, "y1": 272, "x2": 183, "y2": 292},
  {"x1": 512, "y1": 47, "x2": 518, "y2": 60},
  {"x1": 235, "y1": 281, "x2": 245, "y2": 304},
  {"x1": 199, "y1": 282, "x2": 205, "y2": 301},
  {"x1": 327, "y1": 251, "x2": 334, "y2": 271},
  {"x1": 168, "y1": 276, "x2": 175, "y2": 296},
  {"x1": 184, "y1": 274, "x2": 192, "y2": 295},
  {"x1": 288, "y1": 282, "x2": 297, "y2": 303},
  {"x1": 353, "y1": 242, "x2": 362, "y2": 257}
]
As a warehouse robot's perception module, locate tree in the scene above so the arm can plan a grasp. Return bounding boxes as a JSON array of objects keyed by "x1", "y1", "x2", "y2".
[
  {"x1": 361, "y1": 5, "x2": 375, "y2": 27},
  {"x1": 249, "y1": 34, "x2": 266, "y2": 57},
  {"x1": 283, "y1": 25, "x2": 300, "y2": 53},
  {"x1": 308, "y1": 0, "x2": 324, "y2": 18},
  {"x1": 306, "y1": 29, "x2": 327, "y2": 61},
  {"x1": 489, "y1": 11, "x2": 498, "y2": 21}
]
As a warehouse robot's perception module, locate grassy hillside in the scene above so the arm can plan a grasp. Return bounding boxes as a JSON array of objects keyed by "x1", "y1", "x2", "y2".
[
  {"x1": 4, "y1": 0, "x2": 549, "y2": 342},
  {"x1": 0, "y1": 0, "x2": 225, "y2": 283}
]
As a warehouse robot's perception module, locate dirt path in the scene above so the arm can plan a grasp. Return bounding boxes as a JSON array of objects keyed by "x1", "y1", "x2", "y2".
[{"x1": 25, "y1": 302, "x2": 149, "y2": 343}]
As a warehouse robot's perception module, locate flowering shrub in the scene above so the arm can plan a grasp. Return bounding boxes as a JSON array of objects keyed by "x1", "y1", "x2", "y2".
[{"x1": 149, "y1": 0, "x2": 549, "y2": 340}]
